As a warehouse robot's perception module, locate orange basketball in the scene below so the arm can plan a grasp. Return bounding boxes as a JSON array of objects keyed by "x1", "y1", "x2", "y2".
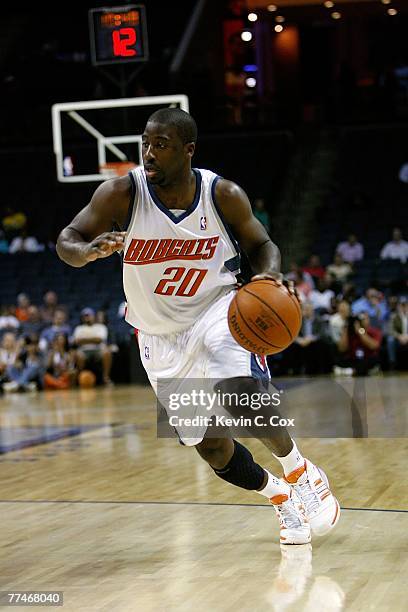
[
  {"x1": 78, "y1": 370, "x2": 96, "y2": 389},
  {"x1": 228, "y1": 280, "x2": 302, "y2": 355}
]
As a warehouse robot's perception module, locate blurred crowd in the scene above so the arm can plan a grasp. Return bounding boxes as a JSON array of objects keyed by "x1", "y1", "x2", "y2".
[
  {"x1": 269, "y1": 229, "x2": 408, "y2": 377},
  {"x1": 0, "y1": 223, "x2": 406, "y2": 391},
  {"x1": 0, "y1": 290, "x2": 121, "y2": 393}
]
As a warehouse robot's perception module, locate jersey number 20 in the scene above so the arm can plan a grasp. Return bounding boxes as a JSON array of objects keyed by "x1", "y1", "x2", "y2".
[{"x1": 154, "y1": 267, "x2": 207, "y2": 297}]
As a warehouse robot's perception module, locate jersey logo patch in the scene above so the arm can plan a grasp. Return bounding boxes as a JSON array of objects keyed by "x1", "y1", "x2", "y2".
[
  {"x1": 144, "y1": 346, "x2": 150, "y2": 359},
  {"x1": 200, "y1": 216, "x2": 207, "y2": 230}
]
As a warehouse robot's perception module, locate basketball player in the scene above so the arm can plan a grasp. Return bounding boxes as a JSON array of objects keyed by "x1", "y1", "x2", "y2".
[{"x1": 57, "y1": 108, "x2": 340, "y2": 545}]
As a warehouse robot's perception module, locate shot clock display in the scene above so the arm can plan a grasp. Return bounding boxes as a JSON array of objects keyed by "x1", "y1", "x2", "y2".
[{"x1": 89, "y1": 5, "x2": 149, "y2": 66}]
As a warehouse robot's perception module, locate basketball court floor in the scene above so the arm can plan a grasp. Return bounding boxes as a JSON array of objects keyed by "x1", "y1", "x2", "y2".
[{"x1": 0, "y1": 376, "x2": 407, "y2": 611}]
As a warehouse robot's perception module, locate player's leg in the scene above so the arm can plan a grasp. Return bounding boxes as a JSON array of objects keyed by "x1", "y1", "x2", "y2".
[
  {"x1": 202, "y1": 292, "x2": 340, "y2": 537},
  {"x1": 216, "y1": 374, "x2": 340, "y2": 537}
]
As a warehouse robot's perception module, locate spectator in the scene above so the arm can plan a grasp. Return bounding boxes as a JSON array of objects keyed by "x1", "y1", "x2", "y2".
[
  {"x1": 380, "y1": 227, "x2": 408, "y2": 264},
  {"x1": 3, "y1": 335, "x2": 44, "y2": 392},
  {"x1": 0, "y1": 332, "x2": 20, "y2": 387},
  {"x1": 337, "y1": 312, "x2": 382, "y2": 376},
  {"x1": 286, "y1": 261, "x2": 314, "y2": 287},
  {"x1": 20, "y1": 305, "x2": 46, "y2": 338},
  {"x1": 39, "y1": 309, "x2": 71, "y2": 351},
  {"x1": 40, "y1": 290, "x2": 63, "y2": 324},
  {"x1": 308, "y1": 276, "x2": 335, "y2": 314},
  {"x1": 335, "y1": 234, "x2": 364, "y2": 264},
  {"x1": 387, "y1": 297, "x2": 408, "y2": 370},
  {"x1": 326, "y1": 253, "x2": 352, "y2": 283},
  {"x1": 280, "y1": 303, "x2": 332, "y2": 375},
  {"x1": 302, "y1": 255, "x2": 326, "y2": 283},
  {"x1": 352, "y1": 288, "x2": 388, "y2": 327},
  {"x1": 73, "y1": 307, "x2": 112, "y2": 385},
  {"x1": 43, "y1": 334, "x2": 76, "y2": 390},
  {"x1": 9, "y1": 229, "x2": 45, "y2": 254},
  {"x1": 15, "y1": 293, "x2": 30, "y2": 322},
  {"x1": 329, "y1": 300, "x2": 351, "y2": 345},
  {"x1": 0, "y1": 306, "x2": 20, "y2": 334},
  {"x1": 252, "y1": 198, "x2": 270, "y2": 233}
]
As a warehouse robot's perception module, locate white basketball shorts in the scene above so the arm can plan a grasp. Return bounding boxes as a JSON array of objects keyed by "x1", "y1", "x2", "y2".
[{"x1": 138, "y1": 289, "x2": 270, "y2": 446}]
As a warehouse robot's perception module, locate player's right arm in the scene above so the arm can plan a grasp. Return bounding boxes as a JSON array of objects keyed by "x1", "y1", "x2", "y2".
[{"x1": 56, "y1": 176, "x2": 133, "y2": 267}]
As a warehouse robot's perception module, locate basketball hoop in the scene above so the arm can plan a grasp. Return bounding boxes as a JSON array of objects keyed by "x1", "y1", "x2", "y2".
[{"x1": 99, "y1": 161, "x2": 138, "y2": 177}]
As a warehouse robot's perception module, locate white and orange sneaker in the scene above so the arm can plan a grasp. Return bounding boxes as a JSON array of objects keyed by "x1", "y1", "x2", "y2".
[
  {"x1": 270, "y1": 488, "x2": 311, "y2": 545},
  {"x1": 284, "y1": 460, "x2": 340, "y2": 536}
]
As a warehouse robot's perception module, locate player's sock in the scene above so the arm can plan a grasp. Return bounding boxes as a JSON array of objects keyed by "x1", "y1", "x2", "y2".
[
  {"x1": 273, "y1": 439, "x2": 305, "y2": 477},
  {"x1": 256, "y1": 469, "x2": 290, "y2": 499},
  {"x1": 213, "y1": 440, "x2": 265, "y2": 490}
]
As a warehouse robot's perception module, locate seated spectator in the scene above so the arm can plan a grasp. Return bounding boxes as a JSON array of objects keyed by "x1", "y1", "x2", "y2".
[
  {"x1": 286, "y1": 261, "x2": 314, "y2": 287},
  {"x1": 73, "y1": 307, "x2": 112, "y2": 385},
  {"x1": 9, "y1": 230, "x2": 45, "y2": 254},
  {"x1": 329, "y1": 300, "x2": 350, "y2": 345},
  {"x1": 290, "y1": 270, "x2": 313, "y2": 302},
  {"x1": 352, "y1": 288, "x2": 388, "y2": 328},
  {"x1": 0, "y1": 306, "x2": 20, "y2": 334},
  {"x1": 40, "y1": 290, "x2": 61, "y2": 324},
  {"x1": 96, "y1": 310, "x2": 119, "y2": 352},
  {"x1": 20, "y1": 306, "x2": 46, "y2": 338},
  {"x1": 279, "y1": 303, "x2": 332, "y2": 375},
  {"x1": 15, "y1": 293, "x2": 31, "y2": 322},
  {"x1": 44, "y1": 334, "x2": 76, "y2": 390},
  {"x1": 39, "y1": 309, "x2": 71, "y2": 351},
  {"x1": 252, "y1": 198, "x2": 270, "y2": 233},
  {"x1": 337, "y1": 312, "x2": 382, "y2": 376},
  {"x1": 326, "y1": 253, "x2": 352, "y2": 283},
  {"x1": 308, "y1": 276, "x2": 335, "y2": 314},
  {"x1": 387, "y1": 297, "x2": 408, "y2": 370},
  {"x1": 0, "y1": 332, "x2": 20, "y2": 387},
  {"x1": 3, "y1": 335, "x2": 44, "y2": 392},
  {"x1": 335, "y1": 234, "x2": 364, "y2": 264},
  {"x1": 380, "y1": 227, "x2": 408, "y2": 264},
  {"x1": 302, "y1": 255, "x2": 326, "y2": 284}
]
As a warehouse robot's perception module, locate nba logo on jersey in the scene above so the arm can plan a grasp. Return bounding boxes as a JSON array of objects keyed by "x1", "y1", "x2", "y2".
[
  {"x1": 200, "y1": 216, "x2": 207, "y2": 230},
  {"x1": 144, "y1": 346, "x2": 150, "y2": 360},
  {"x1": 255, "y1": 354, "x2": 267, "y2": 371}
]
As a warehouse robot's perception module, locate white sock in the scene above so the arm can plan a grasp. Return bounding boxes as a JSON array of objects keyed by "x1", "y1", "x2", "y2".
[
  {"x1": 274, "y1": 439, "x2": 305, "y2": 477},
  {"x1": 257, "y1": 470, "x2": 289, "y2": 499}
]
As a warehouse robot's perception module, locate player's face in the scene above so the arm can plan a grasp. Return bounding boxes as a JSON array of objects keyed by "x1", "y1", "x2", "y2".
[{"x1": 142, "y1": 122, "x2": 194, "y2": 186}]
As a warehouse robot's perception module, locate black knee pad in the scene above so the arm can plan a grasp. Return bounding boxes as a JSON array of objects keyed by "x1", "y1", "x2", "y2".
[{"x1": 213, "y1": 440, "x2": 265, "y2": 490}]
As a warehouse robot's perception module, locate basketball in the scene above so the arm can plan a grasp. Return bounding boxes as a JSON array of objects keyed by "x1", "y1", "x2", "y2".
[
  {"x1": 78, "y1": 369, "x2": 96, "y2": 389},
  {"x1": 228, "y1": 280, "x2": 302, "y2": 355}
]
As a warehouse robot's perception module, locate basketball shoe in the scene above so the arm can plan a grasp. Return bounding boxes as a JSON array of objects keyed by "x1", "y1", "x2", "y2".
[
  {"x1": 270, "y1": 486, "x2": 311, "y2": 545},
  {"x1": 284, "y1": 460, "x2": 340, "y2": 536}
]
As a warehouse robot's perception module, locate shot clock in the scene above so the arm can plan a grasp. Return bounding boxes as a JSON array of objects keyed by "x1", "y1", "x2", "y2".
[{"x1": 89, "y1": 5, "x2": 149, "y2": 66}]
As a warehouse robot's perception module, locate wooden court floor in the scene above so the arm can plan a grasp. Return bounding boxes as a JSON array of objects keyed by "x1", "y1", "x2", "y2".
[{"x1": 0, "y1": 375, "x2": 407, "y2": 611}]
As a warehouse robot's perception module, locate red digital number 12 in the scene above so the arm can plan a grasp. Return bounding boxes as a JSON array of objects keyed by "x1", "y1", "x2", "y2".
[{"x1": 112, "y1": 28, "x2": 137, "y2": 57}]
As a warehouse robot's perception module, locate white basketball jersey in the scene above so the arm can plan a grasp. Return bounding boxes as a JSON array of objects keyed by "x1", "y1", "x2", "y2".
[{"x1": 123, "y1": 167, "x2": 240, "y2": 335}]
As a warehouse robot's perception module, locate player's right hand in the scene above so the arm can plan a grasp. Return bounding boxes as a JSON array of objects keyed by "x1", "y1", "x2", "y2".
[{"x1": 83, "y1": 231, "x2": 127, "y2": 261}]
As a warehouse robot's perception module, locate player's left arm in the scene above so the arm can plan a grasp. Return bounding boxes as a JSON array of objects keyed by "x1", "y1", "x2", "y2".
[{"x1": 215, "y1": 179, "x2": 282, "y2": 282}]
